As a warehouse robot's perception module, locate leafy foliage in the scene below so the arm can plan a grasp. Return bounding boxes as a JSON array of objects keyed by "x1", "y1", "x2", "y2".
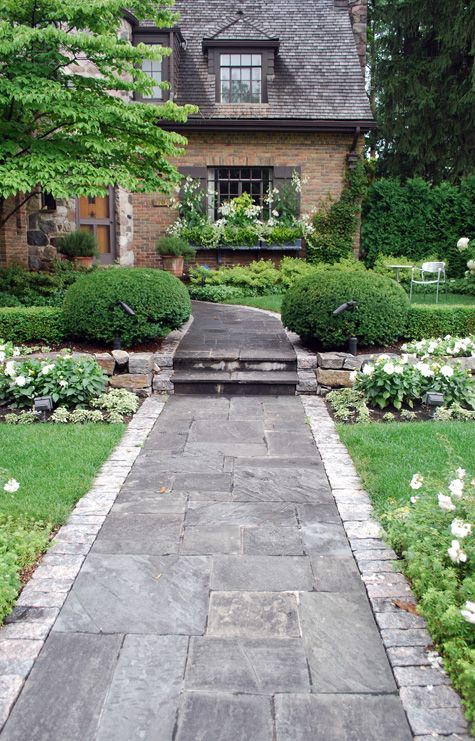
[
  {"x1": 281, "y1": 268, "x2": 409, "y2": 348},
  {"x1": 368, "y1": 0, "x2": 475, "y2": 182},
  {"x1": 156, "y1": 235, "x2": 195, "y2": 258},
  {"x1": 63, "y1": 268, "x2": 191, "y2": 346},
  {"x1": 306, "y1": 160, "x2": 368, "y2": 264},
  {"x1": 326, "y1": 387, "x2": 371, "y2": 423},
  {"x1": 91, "y1": 389, "x2": 139, "y2": 416},
  {"x1": 188, "y1": 285, "x2": 245, "y2": 303},
  {"x1": 0, "y1": 353, "x2": 107, "y2": 408},
  {"x1": 402, "y1": 336, "x2": 475, "y2": 358},
  {"x1": 362, "y1": 177, "x2": 475, "y2": 276},
  {"x1": 189, "y1": 260, "x2": 281, "y2": 297},
  {"x1": 0, "y1": 263, "x2": 87, "y2": 307},
  {"x1": 0, "y1": 0, "x2": 196, "y2": 226},
  {"x1": 406, "y1": 306, "x2": 475, "y2": 341},
  {"x1": 56, "y1": 230, "x2": 98, "y2": 258},
  {"x1": 0, "y1": 307, "x2": 65, "y2": 343},
  {"x1": 353, "y1": 355, "x2": 475, "y2": 410}
]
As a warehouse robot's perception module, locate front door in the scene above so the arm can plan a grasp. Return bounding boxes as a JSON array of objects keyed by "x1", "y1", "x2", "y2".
[{"x1": 77, "y1": 190, "x2": 115, "y2": 264}]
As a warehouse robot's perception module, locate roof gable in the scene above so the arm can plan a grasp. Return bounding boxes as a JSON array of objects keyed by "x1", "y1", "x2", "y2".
[{"x1": 206, "y1": 13, "x2": 275, "y2": 41}]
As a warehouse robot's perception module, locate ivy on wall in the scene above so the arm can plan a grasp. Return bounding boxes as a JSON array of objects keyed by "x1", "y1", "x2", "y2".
[{"x1": 306, "y1": 159, "x2": 368, "y2": 264}]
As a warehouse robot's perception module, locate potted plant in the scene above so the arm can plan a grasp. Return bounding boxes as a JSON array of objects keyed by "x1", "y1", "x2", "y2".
[
  {"x1": 156, "y1": 236, "x2": 196, "y2": 277},
  {"x1": 56, "y1": 230, "x2": 98, "y2": 268}
]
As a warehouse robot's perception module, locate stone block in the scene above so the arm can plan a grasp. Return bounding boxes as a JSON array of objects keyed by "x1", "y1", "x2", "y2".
[
  {"x1": 128, "y1": 353, "x2": 154, "y2": 374},
  {"x1": 109, "y1": 373, "x2": 152, "y2": 391},
  {"x1": 207, "y1": 592, "x2": 300, "y2": 638},
  {"x1": 175, "y1": 692, "x2": 273, "y2": 741},
  {"x1": 93, "y1": 353, "x2": 115, "y2": 375},
  {"x1": 317, "y1": 352, "x2": 350, "y2": 369},
  {"x1": 316, "y1": 368, "x2": 354, "y2": 388},
  {"x1": 154, "y1": 352, "x2": 174, "y2": 368},
  {"x1": 111, "y1": 349, "x2": 129, "y2": 367}
]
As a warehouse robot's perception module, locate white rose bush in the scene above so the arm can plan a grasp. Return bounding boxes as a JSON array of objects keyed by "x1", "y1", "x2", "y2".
[
  {"x1": 402, "y1": 335, "x2": 475, "y2": 359},
  {"x1": 353, "y1": 353, "x2": 475, "y2": 410},
  {"x1": 384, "y1": 467, "x2": 475, "y2": 727}
]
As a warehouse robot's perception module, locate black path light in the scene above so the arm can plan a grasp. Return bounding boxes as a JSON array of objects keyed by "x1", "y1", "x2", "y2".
[
  {"x1": 33, "y1": 396, "x2": 53, "y2": 420},
  {"x1": 332, "y1": 300, "x2": 358, "y2": 354},
  {"x1": 423, "y1": 391, "x2": 445, "y2": 416},
  {"x1": 113, "y1": 301, "x2": 136, "y2": 350}
]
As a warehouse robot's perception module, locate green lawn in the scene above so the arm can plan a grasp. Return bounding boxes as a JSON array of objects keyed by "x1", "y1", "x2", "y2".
[
  {"x1": 0, "y1": 423, "x2": 124, "y2": 619},
  {"x1": 225, "y1": 294, "x2": 284, "y2": 312},
  {"x1": 338, "y1": 420, "x2": 475, "y2": 513},
  {"x1": 224, "y1": 292, "x2": 474, "y2": 314}
]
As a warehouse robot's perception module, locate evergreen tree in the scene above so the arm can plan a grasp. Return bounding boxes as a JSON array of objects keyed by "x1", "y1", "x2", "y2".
[
  {"x1": 0, "y1": 0, "x2": 196, "y2": 226},
  {"x1": 369, "y1": 0, "x2": 475, "y2": 183}
]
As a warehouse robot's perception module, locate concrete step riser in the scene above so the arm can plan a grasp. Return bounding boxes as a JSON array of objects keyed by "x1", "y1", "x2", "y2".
[
  {"x1": 174, "y1": 359, "x2": 296, "y2": 373},
  {"x1": 173, "y1": 382, "x2": 296, "y2": 396}
]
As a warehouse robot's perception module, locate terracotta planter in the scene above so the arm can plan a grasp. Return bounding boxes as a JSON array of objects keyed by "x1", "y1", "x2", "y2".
[
  {"x1": 72, "y1": 256, "x2": 94, "y2": 269},
  {"x1": 161, "y1": 255, "x2": 184, "y2": 277}
]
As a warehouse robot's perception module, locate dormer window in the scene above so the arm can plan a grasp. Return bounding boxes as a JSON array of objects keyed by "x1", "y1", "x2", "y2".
[
  {"x1": 133, "y1": 31, "x2": 171, "y2": 103},
  {"x1": 220, "y1": 53, "x2": 262, "y2": 104}
]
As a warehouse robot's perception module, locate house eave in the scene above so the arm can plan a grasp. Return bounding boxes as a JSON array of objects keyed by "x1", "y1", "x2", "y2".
[
  {"x1": 160, "y1": 117, "x2": 376, "y2": 133},
  {"x1": 202, "y1": 38, "x2": 280, "y2": 51}
]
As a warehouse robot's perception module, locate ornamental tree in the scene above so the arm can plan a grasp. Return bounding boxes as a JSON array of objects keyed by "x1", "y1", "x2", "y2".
[{"x1": 0, "y1": 0, "x2": 197, "y2": 225}]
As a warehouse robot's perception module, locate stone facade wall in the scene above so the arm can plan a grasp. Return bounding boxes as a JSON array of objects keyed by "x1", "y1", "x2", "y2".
[
  {"x1": 132, "y1": 129, "x2": 357, "y2": 267},
  {"x1": 348, "y1": 0, "x2": 368, "y2": 75}
]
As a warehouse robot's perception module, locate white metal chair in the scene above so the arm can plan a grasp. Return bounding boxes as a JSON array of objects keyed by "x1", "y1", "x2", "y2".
[{"x1": 409, "y1": 261, "x2": 447, "y2": 304}]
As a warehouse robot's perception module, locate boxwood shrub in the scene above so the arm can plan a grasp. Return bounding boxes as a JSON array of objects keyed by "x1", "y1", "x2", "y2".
[
  {"x1": 0, "y1": 307, "x2": 65, "y2": 343},
  {"x1": 282, "y1": 269, "x2": 409, "y2": 348},
  {"x1": 63, "y1": 268, "x2": 191, "y2": 346},
  {"x1": 406, "y1": 305, "x2": 475, "y2": 340}
]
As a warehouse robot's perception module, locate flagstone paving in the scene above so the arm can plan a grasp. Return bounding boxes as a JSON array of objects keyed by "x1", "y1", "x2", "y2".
[{"x1": 0, "y1": 394, "x2": 414, "y2": 741}]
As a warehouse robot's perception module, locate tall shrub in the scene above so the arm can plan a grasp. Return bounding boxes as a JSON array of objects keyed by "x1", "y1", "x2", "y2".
[{"x1": 362, "y1": 176, "x2": 475, "y2": 277}]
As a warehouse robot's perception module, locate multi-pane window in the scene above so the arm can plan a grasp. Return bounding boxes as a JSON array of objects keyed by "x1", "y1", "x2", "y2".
[
  {"x1": 208, "y1": 167, "x2": 272, "y2": 220},
  {"x1": 142, "y1": 48, "x2": 163, "y2": 100},
  {"x1": 220, "y1": 54, "x2": 262, "y2": 104}
]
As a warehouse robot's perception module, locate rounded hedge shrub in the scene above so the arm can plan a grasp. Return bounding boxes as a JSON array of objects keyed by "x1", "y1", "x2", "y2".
[
  {"x1": 282, "y1": 269, "x2": 409, "y2": 348},
  {"x1": 63, "y1": 268, "x2": 191, "y2": 346}
]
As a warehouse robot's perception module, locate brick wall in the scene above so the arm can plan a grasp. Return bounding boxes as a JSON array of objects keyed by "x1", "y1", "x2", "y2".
[
  {"x1": 0, "y1": 197, "x2": 29, "y2": 269},
  {"x1": 132, "y1": 129, "x2": 356, "y2": 267}
]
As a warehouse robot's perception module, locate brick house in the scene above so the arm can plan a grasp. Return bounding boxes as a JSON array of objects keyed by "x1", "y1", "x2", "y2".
[{"x1": 0, "y1": 0, "x2": 373, "y2": 270}]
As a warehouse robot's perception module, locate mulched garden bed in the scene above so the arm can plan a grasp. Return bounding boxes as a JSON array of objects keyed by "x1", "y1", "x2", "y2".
[{"x1": 325, "y1": 399, "x2": 435, "y2": 424}]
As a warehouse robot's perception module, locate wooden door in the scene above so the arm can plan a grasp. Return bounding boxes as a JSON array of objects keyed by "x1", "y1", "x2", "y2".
[{"x1": 77, "y1": 190, "x2": 115, "y2": 264}]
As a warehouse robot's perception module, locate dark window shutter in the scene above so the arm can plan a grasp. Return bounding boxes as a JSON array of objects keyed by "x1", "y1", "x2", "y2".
[{"x1": 273, "y1": 166, "x2": 301, "y2": 215}]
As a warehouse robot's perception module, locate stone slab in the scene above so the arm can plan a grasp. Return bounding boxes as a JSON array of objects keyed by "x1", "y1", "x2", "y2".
[
  {"x1": 1, "y1": 633, "x2": 121, "y2": 741},
  {"x1": 112, "y1": 491, "x2": 187, "y2": 515},
  {"x1": 207, "y1": 592, "x2": 300, "y2": 638},
  {"x1": 233, "y1": 467, "x2": 331, "y2": 504},
  {"x1": 301, "y1": 521, "x2": 352, "y2": 556},
  {"x1": 96, "y1": 635, "x2": 188, "y2": 741},
  {"x1": 53, "y1": 554, "x2": 210, "y2": 635},
  {"x1": 242, "y1": 526, "x2": 304, "y2": 555},
  {"x1": 211, "y1": 555, "x2": 314, "y2": 591},
  {"x1": 186, "y1": 502, "x2": 297, "y2": 528},
  {"x1": 180, "y1": 525, "x2": 241, "y2": 555},
  {"x1": 185, "y1": 637, "x2": 310, "y2": 694},
  {"x1": 175, "y1": 692, "x2": 273, "y2": 741},
  {"x1": 299, "y1": 591, "x2": 396, "y2": 693},
  {"x1": 312, "y1": 555, "x2": 363, "y2": 592},
  {"x1": 91, "y1": 513, "x2": 183, "y2": 555},
  {"x1": 275, "y1": 693, "x2": 412, "y2": 741},
  {"x1": 265, "y1": 431, "x2": 318, "y2": 457}
]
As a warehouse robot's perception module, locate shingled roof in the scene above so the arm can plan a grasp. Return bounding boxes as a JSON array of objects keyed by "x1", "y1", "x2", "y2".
[{"x1": 139, "y1": 0, "x2": 373, "y2": 125}]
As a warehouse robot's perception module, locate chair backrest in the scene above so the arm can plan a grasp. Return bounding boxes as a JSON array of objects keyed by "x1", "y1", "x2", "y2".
[{"x1": 421, "y1": 261, "x2": 445, "y2": 273}]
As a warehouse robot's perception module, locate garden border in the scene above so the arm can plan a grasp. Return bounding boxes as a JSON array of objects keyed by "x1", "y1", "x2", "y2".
[
  {"x1": 0, "y1": 395, "x2": 167, "y2": 730},
  {"x1": 302, "y1": 395, "x2": 471, "y2": 739}
]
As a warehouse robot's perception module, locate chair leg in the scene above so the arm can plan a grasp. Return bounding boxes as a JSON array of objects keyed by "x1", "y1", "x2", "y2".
[
  {"x1": 436, "y1": 281, "x2": 439, "y2": 304},
  {"x1": 409, "y1": 281, "x2": 413, "y2": 302}
]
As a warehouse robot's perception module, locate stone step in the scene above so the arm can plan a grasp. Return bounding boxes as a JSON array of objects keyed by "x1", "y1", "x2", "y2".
[
  {"x1": 174, "y1": 356, "x2": 297, "y2": 373},
  {"x1": 172, "y1": 370, "x2": 298, "y2": 396}
]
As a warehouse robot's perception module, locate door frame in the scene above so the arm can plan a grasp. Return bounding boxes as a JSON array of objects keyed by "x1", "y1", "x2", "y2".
[{"x1": 76, "y1": 188, "x2": 116, "y2": 264}]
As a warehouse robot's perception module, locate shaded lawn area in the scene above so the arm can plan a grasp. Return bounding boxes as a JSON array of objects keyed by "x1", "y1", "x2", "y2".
[
  {"x1": 412, "y1": 292, "x2": 475, "y2": 306},
  {"x1": 225, "y1": 294, "x2": 284, "y2": 312},
  {"x1": 338, "y1": 420, "x2": 475, "y2": 514},
  {"x1": 0, "y1": 424, "x2": 124, "y2": 619}
]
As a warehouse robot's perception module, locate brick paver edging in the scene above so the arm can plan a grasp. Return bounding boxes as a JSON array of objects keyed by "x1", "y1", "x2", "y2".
[
  {"x1": 301, "y1": 396, "x2": 471, "y2": 740},
  {"x1": 0, "y1": 396, "x2": 167, "y2": 730}
]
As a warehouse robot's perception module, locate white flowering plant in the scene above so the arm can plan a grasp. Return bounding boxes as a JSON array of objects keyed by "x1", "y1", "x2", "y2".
[
  {"x1": 0, "y1": 353, "x2": 107, "y2": 408},
  {"x1": 353, "y1": 354, "x2": 475, "y2": 410},
  {"x1": 384, "y1": 468, "x2": 475, "y2": 726},
  {"x1": 0, "y1": 469, "x2": 20, "y2": 495},
  {"x1": 170, "y1": 174, "x2": 312, "y2": 249},
  {"x1": 402, "y1": 335, "x2": 475, "y2": 359}
]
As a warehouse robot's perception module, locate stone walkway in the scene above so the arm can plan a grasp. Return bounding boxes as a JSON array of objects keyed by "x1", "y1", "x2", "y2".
[{"x1": 1, "y1": 394, "x2": 413, "y2": 740}]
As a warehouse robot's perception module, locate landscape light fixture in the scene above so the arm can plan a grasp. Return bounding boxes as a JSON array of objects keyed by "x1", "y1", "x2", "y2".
[
  {"x1": 113, "y1": 301, "x2": 136, "y2": 350},
  {"x1": 332, "y1": 300, "x2": 358, "y2": 355},
  {"x1": 33, "y1": 396, "x2": 53, "y2": 420},
  {"x1": 424, "y1": 391, "x2": 444, "y2": 410}
]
